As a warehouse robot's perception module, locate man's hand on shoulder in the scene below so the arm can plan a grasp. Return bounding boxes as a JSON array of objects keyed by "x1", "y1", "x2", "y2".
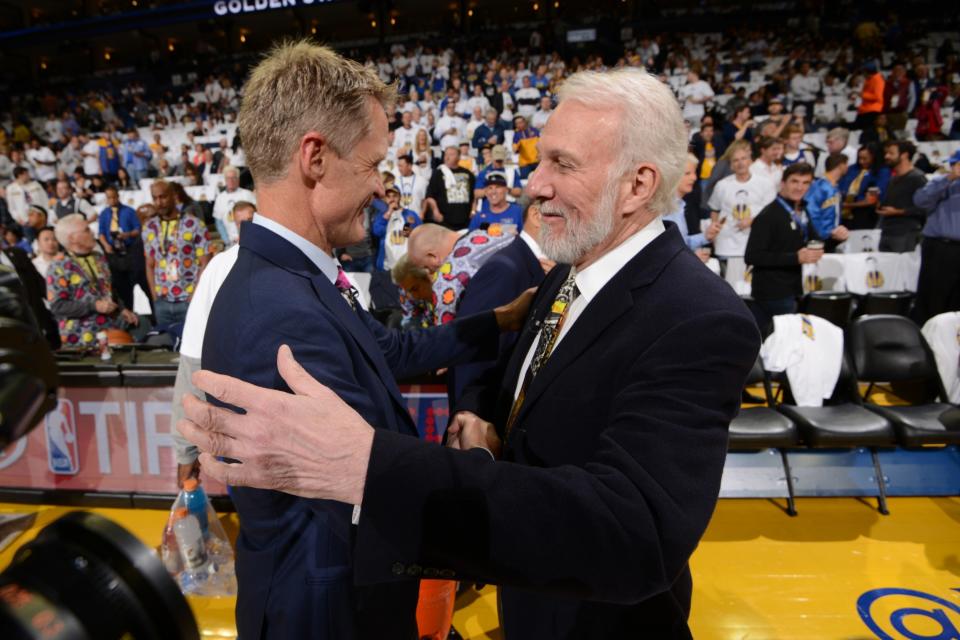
[{"x1": 494, "y1": 287, "x2": 536, "y2": 332}]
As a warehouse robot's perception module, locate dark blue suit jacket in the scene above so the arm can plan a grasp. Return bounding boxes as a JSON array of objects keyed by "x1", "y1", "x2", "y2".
[
  {"x1": 448, "y1": 235, "x2": 546, "y2": 406},
  {"x1": 202, "y1": 221, "x2": 499, "y2": 640},
  {"x1": 352, "y1": 223, "x2": 760, "y2": 638}
]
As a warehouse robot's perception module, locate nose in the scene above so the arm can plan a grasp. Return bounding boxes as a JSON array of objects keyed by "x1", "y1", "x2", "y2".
[{"x1": 524, "y1": 165, "x2": 551, "y2": 201}]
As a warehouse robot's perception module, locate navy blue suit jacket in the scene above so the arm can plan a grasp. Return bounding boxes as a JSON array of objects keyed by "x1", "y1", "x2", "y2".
[
  {"x1": 352, "y1": 223, "x2": 760, "y2": 638},
  {"x1": 448, "y1": 235, "x2": 546, "y2": 406},
  {"x1": 202, "y1": 221, "x2": 499, "y2": 640}
]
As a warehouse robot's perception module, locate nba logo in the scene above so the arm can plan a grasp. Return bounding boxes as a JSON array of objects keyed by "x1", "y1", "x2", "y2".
[{"x1": 45, "y1": 399, "x2": 80, "y2": 475}]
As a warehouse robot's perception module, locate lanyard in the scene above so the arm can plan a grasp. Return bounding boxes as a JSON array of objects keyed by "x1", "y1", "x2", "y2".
[
  {"x1": 159, "y1": 218, "x2": 178, "y2": 254},
  {"x1": 71, "y1": 252, "x2": 100, "y2": 283},
  {"x1": 778, "y1": 196, "x2": 808, "y2": 242},
  {"x1": 398, "y1": 174, "x2": 415, "y2": 196}
]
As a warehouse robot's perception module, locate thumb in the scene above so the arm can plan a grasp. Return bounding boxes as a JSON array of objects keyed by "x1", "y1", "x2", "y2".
[{"x1": 277, "y1": 344, "x2": 327, "y2": 397}]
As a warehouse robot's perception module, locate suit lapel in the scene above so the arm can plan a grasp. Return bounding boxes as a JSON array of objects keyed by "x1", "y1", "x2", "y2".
[{"x1": 511, "y1": 226, "x2": 687, "y2": 425}]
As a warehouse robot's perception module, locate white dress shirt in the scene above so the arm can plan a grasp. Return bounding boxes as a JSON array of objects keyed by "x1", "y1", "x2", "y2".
[
  {"x1": 513, "y1": 217, "x2": 665, "y2": 401},
  {"x1": 519, "y1": 230, "x2": 545, "y2": 260}
]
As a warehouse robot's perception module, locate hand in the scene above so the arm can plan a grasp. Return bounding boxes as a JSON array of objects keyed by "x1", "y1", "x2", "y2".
[
  {"x1": 121, "y1": 309, "x2": 139, "y2": 325},
  {"x1": 494, "y1": 287, "x2": 536, "y2": 332},
  {"x1": 797, "y1": 248, "x2": 824, "y2": 264},
  {"x1": 103, "y1": 244, "x2": 114, "y2": 254},
  {"x1": 432, "y1": 210, "x2": 445, "y2": 222},
  {"x1": 179, "y1": 345, "x2": 375, "y2": 503},
  {"x1": 177, "y1": 459, "x2": 200, "y2": 489},
  {"x1": 446, "y1": 411, "x2": 502, "y2": 459},
  {"x1": 736, "y1": 216, "x2": 753, "y2": 231},
  {"x1": 95, "y1": 298, "x2": 118, "y2": 314},
  {"x1": 705, "y1": 220, "x2": 723, "y2": 242},
  {"x1": 538, "y1": 257, "x2": 556, "y2": 274},
  {"x1": 339, "y1": 254, "x2": 353, "y2": 262},
  {"x1": 831, "y1": 225, "x2": 849, "y2": 242}
]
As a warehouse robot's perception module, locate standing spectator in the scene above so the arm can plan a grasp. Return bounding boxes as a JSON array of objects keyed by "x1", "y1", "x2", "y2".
[
  {"x1": 912, "y1": 150, "x2": 960, "y2": 323},
  {"x1": 423, "y1": 146, "x2": 475, "y2": 230},
  {"x1": 839, "y1": 145, "x2": 891, "y2": 230},
  {"x1": 804, "y1": 153, "x2": 851, "y2": 248},
  {"x1": 855, "y1": 61, "x2": 885, "y2": 134},
  {"x1": 59, "y1": 136, "x2": 83, "y2": 176},
  {"x1": 692, "y1": 121, "x2": 725, "y2": 180},
  {"x1": 434, "y1": 101, "x2": 466, "y2": 143},
  {"x1": 878, "y1": 140, "x2": 927, "y2": 252},
  {"x1": 531, "y1": 95, "x2": 553, "y2": 130},
  {"x1": 5, "y1": 167, "x2": 47, "y2": 230},
  {"x1": 882, "y1": 63, "x2": 915, "y2": 133},
  {"x1": 394, "y1": 155, "x2": 428, "y2": 216},
  {"x1": 371, "y1": 184, "x2": 422, "y2": 272},
  {"x1": 745, "y1": 163, "x2": 822, "y2": 333},
  {"x1": 708, "y1": 140, "x2": 778, "y2": 261},
  {"x1": 393, "y1": 111, "x2": 423, "y2": 154},
  {"x1": 98, "y1": 132, "x2": 121, "y2": 183},
  {"x1": 512, "y1": 115, "x2": 541, "y2": 178},
  {"x1": 663, "y1": 153, "x2": 722, "y2": 256},
  {"x1": 475, "y1": 145, "x2": 522, "y2": 201},
  {"x1": 751, "y1": 136, "x2": 785, "y2": 186},
  {"x1": 142, "y1": 180, "x2": 211, "y2": 326},
  {"x1": 44, "y1": 113, "x2": 63, "y2": 144},
  {"x1": 678, "y1": 70, "x2": 715, "y2": 126},
  {"x1": 814, "y1": 127, "x2": 857, "y2": 177},
  {"x1": 212, "y1": 166, "x2": 256, "y2": 246},
  {"x1": 52, "y1": 179, "x2": 97, "y2": 223},
  {"x1": 47, "y1": 214, "x2": 138, "y2": 347},
  {"x1": 469, "y1": 172, "x2": 523, "y2": 231},
  {"x1": 472, "y1": 108, "x2": 506, "y2": 151},
  {"x1": 514, "y1": 75, "x2": 541, "y2": 119},
  {"x1": 121, "y1": 129, "x2": 152, "y2": 186},
  {"x1": 98, "y1": 186, "x2": 141, "y2": 310},
  {"x1": 723, "y1": 103, "x2": 755, "y2": 146},
  {"x1": 781, "y1": 126, "x2": 815, "y2": 167},
  {"x1": 26, "y1": 138, "x2": 57, "y2": 185},
  {"x1": 31, "y1": 225, "x2": 60, "y2": 279},
  {"x1": 789, "y1": 62, "x2": 821, "y2": 118},
  {"x1": 80, "y1": 133, "x2": 102, "y2": 177},
  {"x1": 914, "y1": 89, "x2": 946, "y2": 141}
]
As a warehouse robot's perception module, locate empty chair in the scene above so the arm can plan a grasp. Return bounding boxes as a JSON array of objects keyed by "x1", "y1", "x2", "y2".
[
  {"x1": 849, "y1": 315, "x2": 960, "y2": 448},
  {"x1": 775, "y1": 352, "x2": 896, "y2": 514},
  {"x1": 855, "y1": 291, "x2": 914, "y2": 317},
  {"x1": 798, "y1": 292, "x2": 854, "y2": 329},
  {"x1": 728, "y1": 357, "x2": 800, "y2": 515}
]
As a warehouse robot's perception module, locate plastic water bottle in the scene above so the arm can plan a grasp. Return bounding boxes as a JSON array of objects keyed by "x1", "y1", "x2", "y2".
[
  {"x1": 182, "y1": 478, "x2": 209, "y2": 537},
  {"x1": 173, "y1": 508, "x2": 209, "y2": 577}
]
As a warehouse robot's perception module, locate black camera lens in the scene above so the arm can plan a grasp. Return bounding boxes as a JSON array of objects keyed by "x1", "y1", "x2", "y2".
[{"x1": 0, "y1": 511, "x2": 199, "y2": 640}]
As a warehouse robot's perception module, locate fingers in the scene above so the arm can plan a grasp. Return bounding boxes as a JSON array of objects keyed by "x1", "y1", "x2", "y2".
[
  {"x1": 180, "y1": 393, "x2": 249, "y2": 458},
  {"x1": 196, "y1": 452, "x2": 254, "y2": 488},
  {"x1": 192, "y1": 368, "x2": 268, "y2": 413},
  {"x1": 277, "y1": 345, "x2": 329, "y2": 398}
]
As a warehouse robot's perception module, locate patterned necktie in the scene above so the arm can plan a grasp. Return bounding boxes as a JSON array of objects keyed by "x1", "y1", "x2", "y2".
[
  {"x1": 504, "y1": 268, "x2": 579, "y2": 439},
  {"x1": 334, "y1": 266, "x2": 359, "y2": 311}
]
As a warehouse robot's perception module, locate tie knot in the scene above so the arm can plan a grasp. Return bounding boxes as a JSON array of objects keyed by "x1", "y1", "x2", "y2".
[{"x1": 334, "y1": 267, "x2": 353, "y2": 293}]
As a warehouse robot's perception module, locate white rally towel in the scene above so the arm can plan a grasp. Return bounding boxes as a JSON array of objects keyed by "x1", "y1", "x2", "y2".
[
  {"x1": 921, "y1": 312, "x2": 960, "y2": 404},
  {"x1": 761, "y1": 314, "x2": 844, "y2": 407}
]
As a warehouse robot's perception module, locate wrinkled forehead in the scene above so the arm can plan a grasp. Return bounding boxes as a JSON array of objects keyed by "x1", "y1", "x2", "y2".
[{"x1": 540, "y1": 101, "x2": 621, "y2": 162}]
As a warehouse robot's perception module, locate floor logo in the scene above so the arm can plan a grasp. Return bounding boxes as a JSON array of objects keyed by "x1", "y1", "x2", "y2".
[{"x1": 858, "y1": 588, "x2": 960, "y2": 639}]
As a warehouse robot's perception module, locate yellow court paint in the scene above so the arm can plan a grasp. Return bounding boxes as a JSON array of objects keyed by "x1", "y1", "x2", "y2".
[{"x1": 3, "y1": 498, "x2": 959, "y2": 639}]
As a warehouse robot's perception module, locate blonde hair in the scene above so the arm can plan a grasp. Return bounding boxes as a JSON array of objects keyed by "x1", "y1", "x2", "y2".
[
  {"x1": 391, "y1": 253, "x2": 430, "y2": 286},
  {"x1": 238, "y1": 40, "x2": 397, "y2": 184},
  {"x1": 556, "y1": 69, "x2": 687, "y2": 216}
]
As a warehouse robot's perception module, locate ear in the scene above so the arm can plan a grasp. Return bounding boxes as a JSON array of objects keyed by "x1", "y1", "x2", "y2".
[
  {"x1": 299, "y1": 132, "x2": 330, "y2": 184},
  {"x1": 622, "y1": 162, "x2": 660, "y2": 216}
]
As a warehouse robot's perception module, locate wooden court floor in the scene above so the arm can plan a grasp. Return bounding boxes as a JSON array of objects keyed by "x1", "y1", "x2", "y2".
[{"x1": 2, "y1": 496, "x2": 959, "y2": 639}]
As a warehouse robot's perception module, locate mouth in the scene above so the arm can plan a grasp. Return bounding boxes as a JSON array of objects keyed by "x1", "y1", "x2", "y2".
[{"x1": 539, "y1": 203, "x2": 566, "y2": 220}]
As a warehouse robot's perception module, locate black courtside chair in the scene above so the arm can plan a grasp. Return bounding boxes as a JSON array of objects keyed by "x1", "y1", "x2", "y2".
[
  {"x1": 854, "y1": 291, "x2": 914, "y2": 318},
  {"x1": 799, "y1": 291, "x2": 854, "y2": 329},
  {"x1": 728, "y1": 357, "x2": 800, "y2": 516},
  {"x1": 774, "y1": 352, "x2": 896, "y2": 515},
  {"x1": 848, "y1": 315, "x2": 960, "y2": 448}
]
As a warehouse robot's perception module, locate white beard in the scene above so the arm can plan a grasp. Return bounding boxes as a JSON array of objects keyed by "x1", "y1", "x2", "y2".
[{"x1": 538, "y1": 181, "x2": 617, "y2": 265}]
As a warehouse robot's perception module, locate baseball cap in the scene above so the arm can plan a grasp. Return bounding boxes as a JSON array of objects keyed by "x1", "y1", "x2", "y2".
[
  {"x1": 949, "y1": 149, "x2": 960, "y2": 165},
  {"x1": 485, "y1": 172, "x2": 508, "y2": 187},
  {"x1": 491, "y1": 145, "x2": 507, "y2": 161},
  {"x1": 385, "y1": 183, "x2": 401, "y2": 195}
]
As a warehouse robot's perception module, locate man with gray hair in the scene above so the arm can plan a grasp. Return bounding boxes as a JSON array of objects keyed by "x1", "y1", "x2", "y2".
[
  {"x1": 211, "y1": 165, "x2": 255, "y2": 246},
  {"x1": 815, "y1": 126, "x2": 857, "y2": 177},
  {"x1": 194, "y1": 40, "x2": 531, "y2": 640},
  {"x1": 181, "y1": 67, "x2": 761, "y2": 637}
]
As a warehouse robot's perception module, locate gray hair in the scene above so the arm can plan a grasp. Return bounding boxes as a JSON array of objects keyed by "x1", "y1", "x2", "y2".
[
  {"x1": 54, "y1": 213, "x2": 88, "y2": 248},
  {"x1": 238, "y1": 40, "x2": 397, "y2": 185},
  {"x1": 556, "y1": 69, "x2": 688, "y2": 216},
  {"x1": 827, "y1": 127, "x2": 850, "y2": 143}
]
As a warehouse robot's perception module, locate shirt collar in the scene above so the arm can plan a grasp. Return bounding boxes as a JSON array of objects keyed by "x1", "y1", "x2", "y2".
[
  {"x1": 252, "y1": 213, "x2": 339, "y2": 284},
  {"x1": 519, "y1": 230, "x2": 545, "y2": 259},
  {"x1": 575, "y1": 216, "x2": 665, "y2": 305}
]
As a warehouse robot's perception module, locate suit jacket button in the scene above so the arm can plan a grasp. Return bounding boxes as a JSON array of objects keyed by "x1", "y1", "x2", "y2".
[
  {"x1": 440, "y1": 569, "x2": 455, "y2": 579},
  {"x1": 392, "y1": 562, "x2": 405, "y2": 576},
  {"x1": 407, "y1": 564, "x2": 422, "y2": 577}
]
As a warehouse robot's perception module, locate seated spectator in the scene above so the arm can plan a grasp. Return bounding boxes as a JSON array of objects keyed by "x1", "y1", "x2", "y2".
[
  {"x1": 692, "y1": 121, "x2": 726, "y2": 179},
  {"x1": 423, "y1": 146, "x2": 475, "y2": 230},
  {"x1": 678, "y1": 70, "x2": 715, "y2": 126},
  {"x1": 48, "y1": 213, "x2": 137, "y2": 347},
  {"x1": 781, "y1": 125, "x2": 815, "y2": 167},
  {"x1": 751, "y1": 136, "x2": 785, "y2": 186},
  {"x1": 476, "y1": 145, "x2": 522, "y2": 201},
  {"x1": 406, "y1": 222, "x2": 512, "y2": 324},
  {"x1": 31, "y1": 225, "x2": 61, "y2": 278},
  {"x1": 371, "y1": 184, "x2": 422, "y2": 271},
  {"x1": 5, "y1": 167, "x2": 47, "y2": 232},
  {"x1": 469, "y1": 172, "x2": 523, "y2": 232},
  {"x1": 472, "y1": 108, "x2": 506, "y2": 151},
  {"x1": 23, "y1": 205, "x2": 49, "y2": 250},
  {"x1": 804, "y1": 153, "x2": 851, "y2": 249},
  {"x1": 3, "y1": 225, "x2": 31, "y2": 254},
  {"x1": 391, "y1": 253, "x2": 436, "y2": 330}
]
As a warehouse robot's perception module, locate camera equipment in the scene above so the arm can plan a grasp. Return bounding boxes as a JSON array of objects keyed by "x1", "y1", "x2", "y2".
[
  {"x1": 0, "y1": 266, "x2": 200, "y2": 639},
  {"x1": 0, "y1": 511, "x2": 199, "y2": 640}
]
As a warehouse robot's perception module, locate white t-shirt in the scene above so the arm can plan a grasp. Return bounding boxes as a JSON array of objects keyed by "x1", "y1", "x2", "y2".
[
  {"x1": 922, "y1": 312, "x2": 960, "y2": 404},
  {"x1": 394, "y1": 172, "x2": 427, "y2": 214},
  {"x1": 761, "y1": 314, "x2": 844, "y2": 407},
  {"x1": 708, "y1": 173, "x2": 777, "y2": 258},
  {"x1": 750, "y1": 159, "x2": 783, "y2": 187},
  {"x1": 82, "y1": 141, "x2": 102, "y2": 175},
  {"x1": 392, "y1": 125, "x2": 422, "y2": 153},
  {"x1": 531, "y1": 108, "x2": 552, "y2": 130},
  {"x1": 212, "y1": 187, "x2": 256, "y2": 244},
  {"x1": 179, "y1": 245, "x2": 240, "y2": 359},
  {"x1": 27, "y1": 147, "x2": 57, "y2": 182},
  {"x1": 678, "y1": 80, "x2": 715, "y2": 121}
]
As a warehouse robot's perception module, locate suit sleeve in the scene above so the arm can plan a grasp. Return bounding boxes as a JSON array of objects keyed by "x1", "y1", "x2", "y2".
[
  {"x1": 354, "y1": 309, "x2": 758, "y2": 604},
  {"x1": 744, "y1": 212, "x2": 799, "y2": 267}
]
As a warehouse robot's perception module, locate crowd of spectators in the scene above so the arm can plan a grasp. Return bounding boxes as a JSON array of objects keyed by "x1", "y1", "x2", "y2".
[{"x1": 1, "y1": 20, "x2": 959, "y2": 349}]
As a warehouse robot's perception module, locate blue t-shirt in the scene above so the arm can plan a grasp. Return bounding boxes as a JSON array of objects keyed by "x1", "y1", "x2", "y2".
[
  {"x1": 469, "y1": 202, "x2": 523, "y2": 232},
  {"x1": 98, "y1": 140, "x2": 120, "y2": 175}
]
